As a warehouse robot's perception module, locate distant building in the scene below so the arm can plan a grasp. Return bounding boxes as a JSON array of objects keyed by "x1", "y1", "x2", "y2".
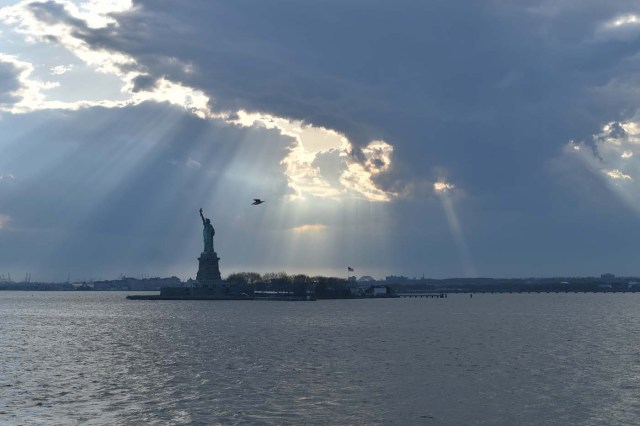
[
  {"x1": 385, "y1": 275, "x2": 411, "y2": 283},
  {"x1": 601, "y1": 273, "x2": 615, "y2": 282},
  {"x1": 365, "y1": 285, "x2": 396, "y2": 297},
  {"x1": 372, "y1": 286, "x2": 388, "y2": 296},
  {"x1": 93, "y1": 276, "x2": 183, "y2": 291}
]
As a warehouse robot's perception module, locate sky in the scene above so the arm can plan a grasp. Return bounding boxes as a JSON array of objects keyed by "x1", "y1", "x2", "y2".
[{"x1": 2, "y1": 0, "x2": 640, "y2": 281}]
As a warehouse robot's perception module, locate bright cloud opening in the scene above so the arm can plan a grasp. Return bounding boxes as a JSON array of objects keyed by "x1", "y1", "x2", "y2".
[
  {"x1": 566, "y1": 116, "x2": 640, "y2": 213},
  {"x1": 608, "y1": 14, "x2": 640, "y2": 28},
  {"x1": 234, "y1": 111, "x2": 396, "y2": 202},
  {"x1": 340, "y1": 141, "x2": 396, "y2": 202},
  {"x1": 596, "y1": 13, "x2": 640, "y2": 40},
  {"x1": 434, "y1": 181, "x2": 455, "y2": 193},
  {"x1": 605, "y1": 169, "x2": 632, "y2": 180}
]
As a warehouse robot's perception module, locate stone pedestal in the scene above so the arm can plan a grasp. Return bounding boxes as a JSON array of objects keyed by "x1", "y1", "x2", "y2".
[{"x1": 196, "y1": 252, "x2": 221, "y2": 286}]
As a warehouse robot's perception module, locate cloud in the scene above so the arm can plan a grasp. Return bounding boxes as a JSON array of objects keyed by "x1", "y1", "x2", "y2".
[
  {"x1": 4, "y1": 1, "x2": 640, "y2": 160},
  {"x1": 0, "y1": 58, "x2": 23, "y2": 105},
  {"x1": 340, "y1": 141, "x2": 396, "y2": 202},
  {"x1": 560, "y1": 115, "x2": 640, "y2": 214},
  {"x1": 595, "y1": 13, "x2": 640, "y2": 41},
  {"x1": 290, "y1": 224, "x2": 327, "y2": 233},
  {"x1": 0, "y1": 214, "x2": 11, "y2": 229},
  {"x1": 0, "y1": 0, "x2": 210, "y2": 114},
  {"x1": 1, "y1": 0, "x2": 135, "y2": 74},
  {"x1": 0, "y1": 0, "x2": 400, "y2": 202},
  {"x1": 50, "y1": 64, "x2": 73, "y2": 75},
  {"x1": 40, "y1": 0, "x2": 638, "y2": 202},
  {"x1": 5, "y1": 0, "x2": 640, "y2": 277},
  {"x1": 232, "y1": 111, "x2": 396, "y2": 201},
  {"x1": 0, "y1": 173, "x2": 16, "y2": 182},
  {"x1": 0, "y1": 54, "x2": 57, "y2": 109},
  {"x1": 0, "y1": 53, "x2": 100, "y2": 112},
  {"x1": 434, "y1": 181, "x2": 455, "y2": 193},
  {"x1": 186, "y1": 157, "x2": 201, "y2": 170},
  {"x1": 605, "y1": 169, "x2": 632, "y2": 180},
  {"x1": 130, "y1": 73, "x2": 157, "y2": 92}
]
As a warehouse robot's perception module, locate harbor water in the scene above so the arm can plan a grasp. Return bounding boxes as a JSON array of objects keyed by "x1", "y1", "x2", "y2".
[{"x1": 2, "y1": 292, "x2": 640, "y2": 425}]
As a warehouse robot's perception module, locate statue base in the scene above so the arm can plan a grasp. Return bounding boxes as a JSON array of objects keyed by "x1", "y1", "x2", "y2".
[{"x1": 196, "y1": 252, "x2": 221, "y2": 286}]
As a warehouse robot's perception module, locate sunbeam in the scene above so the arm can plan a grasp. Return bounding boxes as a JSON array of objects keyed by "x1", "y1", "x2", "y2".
[
  {"x1": 568, "y1": 119, "x2": 640, "y2": 217},
  {"x1": 435, "y1": 182, "x2": 477, "y2": 278}
]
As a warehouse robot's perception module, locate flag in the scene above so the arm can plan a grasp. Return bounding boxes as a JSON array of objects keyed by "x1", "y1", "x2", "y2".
[{"x1": 348, "y1": 267, "x2": 354, "y2": 272}]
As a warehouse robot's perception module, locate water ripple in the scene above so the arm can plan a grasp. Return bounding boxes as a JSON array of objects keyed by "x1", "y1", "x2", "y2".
[{"x1": 2, "y1": 292, "x2": 640, "y2": 424}]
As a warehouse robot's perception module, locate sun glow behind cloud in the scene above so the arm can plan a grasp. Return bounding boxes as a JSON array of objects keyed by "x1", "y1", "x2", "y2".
[
  {"x1": 434, "y1": 181, "x2": 455, "y2": 193},
  {"x1": 222, "y1": 111, "x2": 397, "y2": 202},
  {"x1": 596, "y1": 12, "x2": 640, "y2": 40},
  {"x1": 340, "y1": 141, "x2": 396, "y2": 202},
  {"x1": 606, "y1": 14, "x2": 640, "y2": 28},
  {"x1": 260, "y1": 196, "x2": 393, "y2": 278},
  {"x1": 290, "y1": 224, "x2": 327, "y2": 233}
]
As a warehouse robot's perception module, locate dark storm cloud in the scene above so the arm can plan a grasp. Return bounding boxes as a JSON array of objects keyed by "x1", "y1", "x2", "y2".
[
  {"x1": 24, "y1": 0, "x2": 640, "y2": 198},
  {"x1": 28, "y1": 0, "x2": 84, "y2": 27},
  {"x1": 131, "y1": 74, "x2": 157, "y2": 92}
]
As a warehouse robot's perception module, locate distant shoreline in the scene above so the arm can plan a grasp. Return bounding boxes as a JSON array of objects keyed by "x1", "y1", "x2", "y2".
[{"x1": 1, "y1": 273, "x2": 637, "y2": 295}]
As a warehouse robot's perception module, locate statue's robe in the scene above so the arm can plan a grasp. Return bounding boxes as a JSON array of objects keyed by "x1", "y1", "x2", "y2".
[{"x1": 203, "y1": 223, "x2": 215, "y2": 253}]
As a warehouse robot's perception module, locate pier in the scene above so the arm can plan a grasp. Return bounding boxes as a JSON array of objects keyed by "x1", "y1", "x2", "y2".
[{"x1": 397, "y1": 293, "x2": 448, "y2": 298}]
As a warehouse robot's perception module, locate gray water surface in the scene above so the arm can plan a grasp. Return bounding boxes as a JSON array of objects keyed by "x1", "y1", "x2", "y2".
[{"x1": 2, "y1": 292, "x2": 640, "y2": 425}]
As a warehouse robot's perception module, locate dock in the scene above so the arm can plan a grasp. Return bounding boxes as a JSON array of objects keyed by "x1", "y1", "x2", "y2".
[{"x1": 397, "y1": 293, "x2": 448, "y2": 298}]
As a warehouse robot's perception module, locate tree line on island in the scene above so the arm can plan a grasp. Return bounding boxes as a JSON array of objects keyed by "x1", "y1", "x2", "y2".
[{"x1": 226, "y1": 272, "x2": 353, "y2": 298}]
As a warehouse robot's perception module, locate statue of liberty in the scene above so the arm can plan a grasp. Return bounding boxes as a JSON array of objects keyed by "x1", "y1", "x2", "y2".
[{"x1": 199, "y1": 208, "x2": 215, "y2": 254}]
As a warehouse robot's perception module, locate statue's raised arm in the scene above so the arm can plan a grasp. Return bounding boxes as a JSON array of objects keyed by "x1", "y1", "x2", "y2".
[{"x1": 199, "y1": 208, "x2": 215, "y2": 254}]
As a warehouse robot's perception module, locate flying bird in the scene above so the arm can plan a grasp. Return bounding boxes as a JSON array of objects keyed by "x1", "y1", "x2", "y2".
[{"x1": 252, "y1": 199, "x2": 265, "y2": 205}]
